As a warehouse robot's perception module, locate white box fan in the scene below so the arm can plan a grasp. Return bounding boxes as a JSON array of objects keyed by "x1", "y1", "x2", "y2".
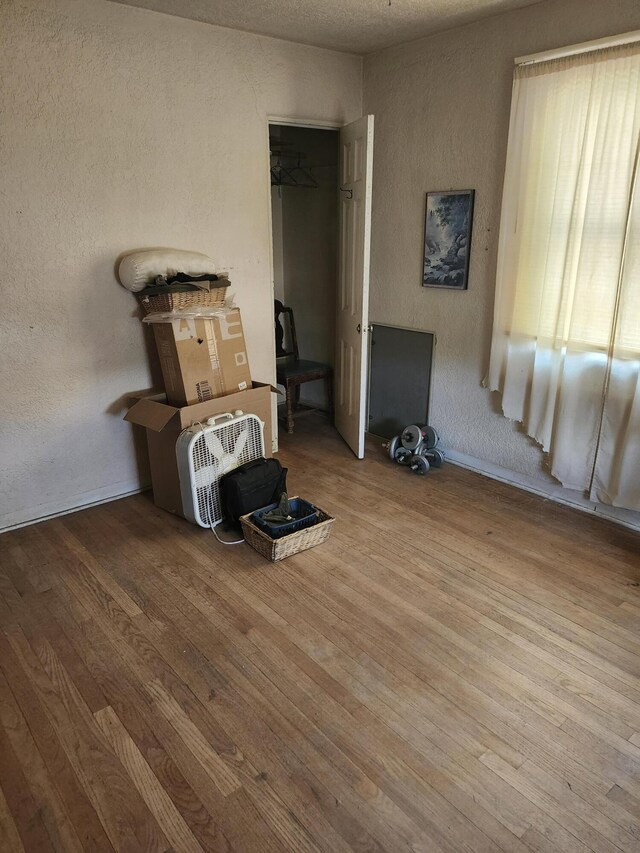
[{"x1": 176, "y1": 411, "x2": 264, "y2": 528}]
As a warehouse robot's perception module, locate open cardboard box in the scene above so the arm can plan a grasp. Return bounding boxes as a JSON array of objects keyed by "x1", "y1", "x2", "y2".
[{"x1": 125, "y1": 382, "x2": 275, "y2": 518}]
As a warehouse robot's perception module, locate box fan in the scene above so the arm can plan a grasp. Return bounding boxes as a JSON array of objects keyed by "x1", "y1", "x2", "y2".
[{"x1": 176, "y1": 411, "x2": 264, "y2": 528}]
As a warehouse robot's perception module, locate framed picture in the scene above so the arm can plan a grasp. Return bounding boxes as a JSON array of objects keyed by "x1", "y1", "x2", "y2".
[{"x1": 423, "y1": 189, "x2": 474, "y2": 290}]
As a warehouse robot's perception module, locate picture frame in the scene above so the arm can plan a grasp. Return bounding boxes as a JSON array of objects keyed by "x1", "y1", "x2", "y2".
[{"x1": 423, "y1": 189, "x2": 475, "y2": 290}]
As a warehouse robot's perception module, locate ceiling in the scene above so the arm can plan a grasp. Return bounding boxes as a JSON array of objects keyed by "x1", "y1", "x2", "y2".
[{"x1": 109, "y1": 0, "x2": 544, "y2": 55}]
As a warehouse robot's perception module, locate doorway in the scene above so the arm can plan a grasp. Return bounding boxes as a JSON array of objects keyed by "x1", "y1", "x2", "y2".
[
  {"x1": 269, "y1": 123, "x2": 340, "y2": 429},
  {"x1": 268, "y1": 115, "x2": 374, "y2": 458}
]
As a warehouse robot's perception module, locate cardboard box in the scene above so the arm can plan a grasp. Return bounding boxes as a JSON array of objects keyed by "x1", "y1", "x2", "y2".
[
  {"x1": 125, "y1": 382, "x2": 275, "y2": 518},
  {"x1": 150, "y1": 308, "x2": 251, "y2": 406}
]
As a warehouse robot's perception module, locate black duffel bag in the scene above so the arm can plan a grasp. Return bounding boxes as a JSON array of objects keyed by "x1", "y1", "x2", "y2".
[{"x1": 219, "y1": 458, "x2": 287, "y2": 529}]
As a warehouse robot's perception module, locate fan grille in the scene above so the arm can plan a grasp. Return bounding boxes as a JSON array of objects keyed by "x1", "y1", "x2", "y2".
[{"x1": 190, "y1": 415, "x2": 264, "y2": 527}]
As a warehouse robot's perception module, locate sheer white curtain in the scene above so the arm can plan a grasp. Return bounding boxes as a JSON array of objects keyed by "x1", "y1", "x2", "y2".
[{"x1": 487, "y1": 42, "x2": 640, "y2": 511}]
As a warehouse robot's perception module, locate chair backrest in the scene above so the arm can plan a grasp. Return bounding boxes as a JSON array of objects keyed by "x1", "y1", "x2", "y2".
[{"x1": 275, "y1": 306, "x2": 299, "y2": 360}]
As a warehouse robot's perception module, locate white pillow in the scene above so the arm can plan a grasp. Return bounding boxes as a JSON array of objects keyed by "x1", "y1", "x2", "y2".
[{"x1": 118, "y1": 248, "x2": 217, "y2": 292}]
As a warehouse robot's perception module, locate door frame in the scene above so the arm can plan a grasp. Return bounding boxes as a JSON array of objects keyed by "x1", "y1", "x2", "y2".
[
  {"x1": 265, "y1": 115, "x2": 342, "y2": 449},
  {"x1": 267, "y1": 116, "x2": 342, "y2": 130}
]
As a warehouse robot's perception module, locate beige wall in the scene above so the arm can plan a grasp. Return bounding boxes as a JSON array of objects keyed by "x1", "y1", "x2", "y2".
[
  {"x1": 364, "y1": 0, "x2": 640, "y2": 528},
  {"x1": 0, "y1": 0, "x2": 361, "y2": 530}
]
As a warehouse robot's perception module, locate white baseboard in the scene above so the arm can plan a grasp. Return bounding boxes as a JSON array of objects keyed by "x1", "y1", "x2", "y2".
[
  {"x1": 0, "y1": 483, "x2": 149, "y2": 534},
  {"x1": 445, "y1": 449, "x2": 640, "y2": 533}
]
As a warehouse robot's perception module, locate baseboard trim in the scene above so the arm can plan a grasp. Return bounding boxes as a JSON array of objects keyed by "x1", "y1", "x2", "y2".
[
  {"x1": 0, "y1": 485, "x2": 150, "y2": 534},
  {"x1": 445, "y1": 449, "x2": 640, "y2": 534}
]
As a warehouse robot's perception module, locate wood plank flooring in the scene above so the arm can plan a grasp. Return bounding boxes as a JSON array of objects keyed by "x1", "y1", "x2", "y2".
[{"x1": 1, "y1": 414, "x2": 640, "y2": 852}]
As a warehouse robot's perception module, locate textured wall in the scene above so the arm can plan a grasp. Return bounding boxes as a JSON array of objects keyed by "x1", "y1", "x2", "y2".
[
  {"x1": 0, "y1": 0, "x2": 361, "y2": 529},
  {"x1": 364, "y1": 0, "x2": 640, "y2": 523}
]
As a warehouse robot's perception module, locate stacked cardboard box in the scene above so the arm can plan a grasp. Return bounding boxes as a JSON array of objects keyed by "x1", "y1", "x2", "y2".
[
  {"x1": 125, "y1": 306, "x2": 275, "y2": 519},
  {"x1": 149, "y1": 308, "x2": 252, "y2": 407}
]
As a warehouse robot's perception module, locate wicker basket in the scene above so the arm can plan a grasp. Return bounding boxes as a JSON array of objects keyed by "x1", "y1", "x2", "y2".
[
  {"x1": 241, "y1": 499, "x2": 334, "y2": 562},
  {"x1": 138, "y1": 283, "x2": 229, "y2": 315}
]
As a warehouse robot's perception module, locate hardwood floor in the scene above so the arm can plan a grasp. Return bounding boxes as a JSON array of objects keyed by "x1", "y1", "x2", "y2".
[{"x1": 1, "y1": 414, "x2": 640, "y2": 852}]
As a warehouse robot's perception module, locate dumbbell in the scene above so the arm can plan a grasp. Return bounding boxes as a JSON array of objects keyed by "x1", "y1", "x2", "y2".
[
  {"x1": 422, "y1": 447, "x2": 445, "y2": 468},
  {"x1": 407, "y1": 454, "x2": 429, "y2": 475},
  {"x1": 401, "y1": 424, "x2": 439, "y2": 451}
]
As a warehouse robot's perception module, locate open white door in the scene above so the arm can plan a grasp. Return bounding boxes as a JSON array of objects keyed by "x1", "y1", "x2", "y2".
[{"x1": 335, "y1": 115, "x2": 374, "y2": 458}]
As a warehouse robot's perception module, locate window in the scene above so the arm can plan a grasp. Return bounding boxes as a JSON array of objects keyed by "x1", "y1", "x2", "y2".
[
  {"x1": 487, "y1": 39, "x2": 640, "y2": 512},
  {"x1": 498, "y1": 44, "x2": 639, "y2": 352}
]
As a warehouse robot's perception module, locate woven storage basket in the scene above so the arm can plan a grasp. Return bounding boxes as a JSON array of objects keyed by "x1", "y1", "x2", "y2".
[
  {"x1": 241, "y1": 500, "x2": 334, "y2": 562},
  {"x1": 138, "y1": 284, "x2": 228, "y2": 315}
]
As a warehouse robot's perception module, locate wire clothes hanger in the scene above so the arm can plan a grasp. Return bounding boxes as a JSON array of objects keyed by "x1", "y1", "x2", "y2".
[
  {"x1": 270, "y1": 158, "x2": 297, "y2": 188},
  {"x1": 269, "y1": 143, "x2": 319, "y2": 189},
  {"x1": 285, "y1": 152, "x2": 319, "y2": 188}
]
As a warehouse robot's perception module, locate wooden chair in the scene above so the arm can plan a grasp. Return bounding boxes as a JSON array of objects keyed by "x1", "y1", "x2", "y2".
[{"x1": 275, "y1": 305, "x2": 333, "y2": 434}]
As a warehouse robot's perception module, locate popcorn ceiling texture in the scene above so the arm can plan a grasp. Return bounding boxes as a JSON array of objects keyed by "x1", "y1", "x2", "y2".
[
  {"x1": 110, "y1": 0, "x2": 544, "y2": 55},
  {"x1": 364, "y1": 0, "x2": 640, "y2": 526},
  {"x1": 0, "y1": 0, "x2": 361, "y2": 529}
]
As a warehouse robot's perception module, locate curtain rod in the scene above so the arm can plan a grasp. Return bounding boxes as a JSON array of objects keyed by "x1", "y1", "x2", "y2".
[{"x1": 515, "y1": 29, "x2": 640, "y2": 66}]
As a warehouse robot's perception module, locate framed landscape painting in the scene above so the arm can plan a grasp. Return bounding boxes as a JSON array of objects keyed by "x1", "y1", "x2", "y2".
[{"x1": 423, "y1": 189, "x2": 474, "y2": 289}]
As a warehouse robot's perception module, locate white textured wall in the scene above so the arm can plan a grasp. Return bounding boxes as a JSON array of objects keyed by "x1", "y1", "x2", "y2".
[
  {"x1": 0, "y1": 0, "x2": 361, "y2": 530},
  {"x1": 364, "y1": 0, "x2": 640, "y2": 524}
]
